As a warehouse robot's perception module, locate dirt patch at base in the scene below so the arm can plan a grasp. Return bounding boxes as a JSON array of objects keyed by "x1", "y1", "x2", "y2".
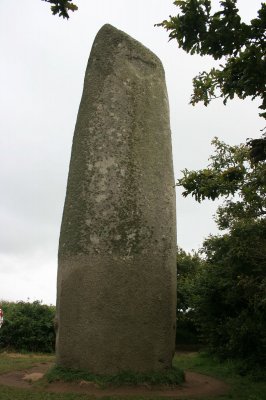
[{"x1": 0, "y1": 362, "x2": 230, "y2": 398}]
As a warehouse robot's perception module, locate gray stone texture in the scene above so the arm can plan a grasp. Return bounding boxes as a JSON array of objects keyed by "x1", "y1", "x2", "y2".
[{"x1": 56, "y1": 24, "x2": 176, "y2": 374}]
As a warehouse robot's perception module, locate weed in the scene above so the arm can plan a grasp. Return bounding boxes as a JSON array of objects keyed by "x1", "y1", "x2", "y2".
[{"x1": 46, "y1": 364, "x2": 185, "y2": 387}]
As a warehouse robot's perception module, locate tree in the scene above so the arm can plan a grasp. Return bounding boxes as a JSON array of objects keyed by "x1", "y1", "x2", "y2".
[
  {"x1": 174, "y1": 220, "x2": 266, "y2": 373},
  {"x1": 158, "y1": 0, "x2": 266, "y2": 118},
  {"x1": 42, "y1": 0, "x2": 78, "y2": 19},
  {"x1": 158, "y1": 0, "x2": 266, "y2": 158},
  {"x1": 175, "y1": 137, "x2": 266, "y2": 372},
  {"x1": 193, "y1": 220, "x2": 266, "y2": 372},
  {"x1": 159, "y1": 4, "x2": 266, "y2": 367},
  {"x1": 175, "y1": 247, "x2": 202, "y2": 346},
  {"x1": 177, "y1": 137, "x2": 266, "y2": 229}
]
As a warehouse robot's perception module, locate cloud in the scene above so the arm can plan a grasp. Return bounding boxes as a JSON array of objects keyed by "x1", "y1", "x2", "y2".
[{"x1": 0, "y1": 252, "x2": 56, "y2": 305}]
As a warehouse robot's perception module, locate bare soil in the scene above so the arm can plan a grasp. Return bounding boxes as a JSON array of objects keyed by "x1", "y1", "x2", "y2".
[{"x1": 0, "y1": 362, "x2": 230, "y2": 398}]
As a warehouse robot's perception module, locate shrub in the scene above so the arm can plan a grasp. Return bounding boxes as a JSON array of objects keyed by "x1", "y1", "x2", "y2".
[
  {"x1": 0, "y1": 300, "x2": 55, "y2": 353},
  {"x1": 175, "y1": 247, "x2": 201, "y2": 347},
  {"x1": 193, "y1": 220, "x2": 266, "y2": 370}
]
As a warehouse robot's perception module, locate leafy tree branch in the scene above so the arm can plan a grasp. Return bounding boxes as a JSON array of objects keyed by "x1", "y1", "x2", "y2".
[
  {"x1": 177, "y1": 137, "x2": 266, "y2": 229},
  {"x1": 42, "y1": 0, "x2": 78, "y2": 19},
  {"x1": 158, "y1": 0, "x2": 266, "y2": 120}
]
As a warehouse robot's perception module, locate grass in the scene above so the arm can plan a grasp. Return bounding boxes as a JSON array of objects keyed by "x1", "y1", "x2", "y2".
[
  {"x1": 0, "y1": 352, "x2": 54, "y2": 375},
  {"x1": 0, "y1": 387, "x2": 95, "y2": 400},
  {"x1": 46, "y1": 364, "x2": 184, "y2": 387},
  {"x1": 173, "y1": 351, "x2": 266, "y2": 400},
  {"x1": 0, "y1": 351, "x2": 266, "y2": 399}
]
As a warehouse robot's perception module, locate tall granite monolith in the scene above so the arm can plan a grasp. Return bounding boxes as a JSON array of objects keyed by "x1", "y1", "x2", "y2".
[{"x1": 56, "y1": 24, "x2": 176, "y2": 374}]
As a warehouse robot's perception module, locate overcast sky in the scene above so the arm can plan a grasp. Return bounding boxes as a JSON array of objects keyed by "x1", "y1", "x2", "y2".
[{"x1": 0, "y1": 0, "x2": 263, "y2": 305}]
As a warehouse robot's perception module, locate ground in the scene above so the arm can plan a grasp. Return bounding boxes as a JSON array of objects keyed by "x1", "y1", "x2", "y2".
[{"x1": 0, "y1": 355, "x2": 229, "y2": 398}]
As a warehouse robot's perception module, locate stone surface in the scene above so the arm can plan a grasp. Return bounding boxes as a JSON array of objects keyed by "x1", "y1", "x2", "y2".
[{"x1": 56, "y1": 24, "x2": 176, "y2": 374}]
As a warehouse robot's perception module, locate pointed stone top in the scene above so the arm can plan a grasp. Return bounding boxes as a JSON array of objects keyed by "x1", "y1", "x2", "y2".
[{"x1": 91, "y1": 23, "x2": 163, "y2": 68}]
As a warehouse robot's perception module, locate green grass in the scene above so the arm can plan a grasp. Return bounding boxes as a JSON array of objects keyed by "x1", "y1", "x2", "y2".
[
  {"x1": 0, "y1": 387, "x2": 98, "y2": 400},
  {"x1": 173, "y1": 352, "x2": 266, "y2": 400},
  {"x1": 0, "y1": 352, "x2": 54, "y2": 375},
  {"x1": 46, "y1": 364, "x2": 185, "y2": 387},
  {"x1": 0, "y1": 351, "x2": 266, "y2": 400}
]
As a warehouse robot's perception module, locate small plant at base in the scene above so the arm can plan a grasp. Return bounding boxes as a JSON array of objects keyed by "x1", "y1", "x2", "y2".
[{"x1": 45, "y1": 365, "x2": 185, "y2": 387}]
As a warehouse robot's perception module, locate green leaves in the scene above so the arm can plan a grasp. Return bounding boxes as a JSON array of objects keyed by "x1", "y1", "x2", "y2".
[
  {"x1": 191, "y1": 68, "x2": 221, "y2": 106},
  {"x1": 158, "y1": 1, "x2": 266, "y2": 121},
  {"x1": 201, "y1": 221, "x2": 266, "y2": 365},
  {"x1": 158, "y1": 0, "x2": 248, "y2": 57},
  {"x1": 178, "y1": 220, "x2": 266, "y2": 370},
  {"x1": 167, "y1": 3, "x2": 266, "y2": 366},
  {"x1": 42, "y1": 0, "x2": 78, "y2": 19},
  {"x1": 177, "y1": 137, "x2": 265, "y2": 229},
  {"x1": 157, "y1": 0, "x2": 211, "y2": 54},
  {"x1": 0, "y1": 301, "x2": 56, "y2": 353},
  {"x1": 178, "y1": 168, "x2": 222, "y2": 201},
  {"x1": 175, "y1": 247, "x2": 203, "y2": 345},
  {"x1": 247, "y1": 136, "x2": 266, "y2": 163}
]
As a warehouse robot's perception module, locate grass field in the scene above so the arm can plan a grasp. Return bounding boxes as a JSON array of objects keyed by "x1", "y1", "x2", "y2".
[{"x1": 0, "y1": 351, "x2": 265, "y2": 400}]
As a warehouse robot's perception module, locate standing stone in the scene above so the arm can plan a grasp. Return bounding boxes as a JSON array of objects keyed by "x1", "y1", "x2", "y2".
[{"x1": 56, "y1": 24, "x2": 176, "y2": 374}]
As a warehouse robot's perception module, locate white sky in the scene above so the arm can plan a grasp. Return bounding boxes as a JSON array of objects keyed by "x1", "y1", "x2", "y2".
[{"x1": 0, "y1": 0, "x2": 263, "y2": 305}]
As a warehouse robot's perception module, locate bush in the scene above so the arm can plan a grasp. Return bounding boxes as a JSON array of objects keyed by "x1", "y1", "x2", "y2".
[
  {"x1": 175, "y1": 312, "x2": 199, "y2": 347},
  {"x1": 193, "y1": 220, "x2": 266, "y2": 370},
  {"x1": 175, "y1": 247, "x2": 201, "y2": 347},
  {"x1": 0, "y1": 300, "x2": 55, "y2": 353}
]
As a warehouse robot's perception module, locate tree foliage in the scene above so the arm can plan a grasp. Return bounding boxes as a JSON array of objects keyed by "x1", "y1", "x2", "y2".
[
  {"x1": 177, "y1": 137, "x2": 266, "y2": 229},
  {"x1": 158, "y1": 0, "x2": 266, "y2": 121},
  {"x1": 175, "y1": 247, "x2": 202, "y2": 346},
  {"x1": 194, "y1": 220, "x2": 266, "y2": 372},
  {"x1": 176, "y1": 219, "x2": 266, "y2": 373},
  {"x1": 176, "y1": 138, "x2": 265, "y2": 371},
  {"x1": 159, "y1": 0, "x2": 266, "y2": 372},
  {"x1": 0, "y1": 301, "x2": 55, "y2": 353},
  {"x1": 42, "y1": 0, "x2": 78, "y2": 19}
]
